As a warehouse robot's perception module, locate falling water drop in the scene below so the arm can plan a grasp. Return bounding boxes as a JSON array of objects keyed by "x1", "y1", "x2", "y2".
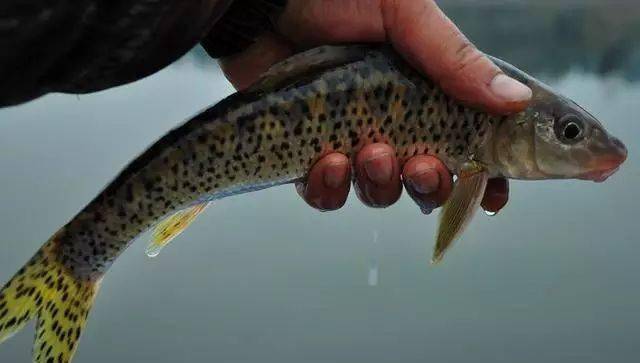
[
  {"x1": 484, "y1": 210, "x2": 497, "y2": 217},
  {"x1": 368, "y1": 266, "x2": 379, "y2": 287},
  {"x1": 368, "y1": 230, "x2": 380, "y2": 287}
]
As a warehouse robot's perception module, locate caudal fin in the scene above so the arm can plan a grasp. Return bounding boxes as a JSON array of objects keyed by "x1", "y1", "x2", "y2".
[{"x1": 0, "y1": 238, "x2": 100, "y2": 363}]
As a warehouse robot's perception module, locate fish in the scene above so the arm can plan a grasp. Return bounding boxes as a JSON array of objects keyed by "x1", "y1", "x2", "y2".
[{"x1": 0, "y1": 44, "x2": 627, "y2": 362}]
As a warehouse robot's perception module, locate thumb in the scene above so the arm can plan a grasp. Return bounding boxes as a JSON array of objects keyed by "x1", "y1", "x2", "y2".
[{"x1": 381, "y1": 0, "x2": 532, "y2": 114}]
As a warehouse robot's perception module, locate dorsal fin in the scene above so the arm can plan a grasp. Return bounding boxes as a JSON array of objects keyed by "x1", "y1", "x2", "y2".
[
  {"x1": 145, "y1": 202, "x2": 211, "y2": 257},
  {"x1": 248, "y1": 45, "x2": 371, "y2": 93}
]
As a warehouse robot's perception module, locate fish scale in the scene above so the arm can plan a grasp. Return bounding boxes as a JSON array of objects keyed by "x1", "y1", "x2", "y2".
[
  {"x1": 1, "y1": 44, "x2": 627, "y2": 363},
  {"x1": 56, "y1": 45, "x2": 497, "y2": 280}
]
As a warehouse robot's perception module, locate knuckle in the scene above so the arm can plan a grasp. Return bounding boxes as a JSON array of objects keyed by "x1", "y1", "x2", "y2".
[
  {"x1": 379, "y1": 0, "x2": 401, "y2": 17},
  {"x1": 380, "y1": 0, "x2": 435, "y2": 37},
  {"x1": 450, "y1": 38, "x2": 484, "y2": 74}
]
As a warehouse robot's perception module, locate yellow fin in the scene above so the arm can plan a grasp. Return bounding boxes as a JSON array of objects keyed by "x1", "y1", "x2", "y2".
[
  {"x1": 146, "y1": 202, "x2": 210, "y2": 258},
  {"x1": 0, "y1": 237, "x2": 99, "y2": 363},
  {"x1": 432, "y1": 162, "x2": 488, "y2": 264}
]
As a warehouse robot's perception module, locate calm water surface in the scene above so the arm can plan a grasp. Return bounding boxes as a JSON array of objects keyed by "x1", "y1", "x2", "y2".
[{"x1": 1, "y1": 2, "x2": 639, "y2": 362}]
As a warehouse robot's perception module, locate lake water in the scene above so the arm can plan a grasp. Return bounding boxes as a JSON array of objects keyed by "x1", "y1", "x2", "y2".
[{"x1": 1, "y1": 2, "x2": 639, "y2": 362}]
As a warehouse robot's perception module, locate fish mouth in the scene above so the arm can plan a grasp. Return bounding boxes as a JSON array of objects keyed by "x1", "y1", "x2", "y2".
[
  {"x1": 578, "y1": 139, "x2": 628, "y2": 183},
  {"x1": 578, "y1": 166, "x2": 621, "y2": 183}
]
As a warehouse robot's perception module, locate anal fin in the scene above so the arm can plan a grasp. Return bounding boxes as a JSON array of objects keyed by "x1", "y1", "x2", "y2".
[{"x1": 146, "y1": 202, "x2": 211, "y2": 258}]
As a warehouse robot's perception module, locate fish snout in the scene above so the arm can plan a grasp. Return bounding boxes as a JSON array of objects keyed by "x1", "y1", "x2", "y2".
[
  {"x1": 580, "y1": 136, "x2": 628, "y2": 183},
  {"x1": 611, "y1": 137, "x2": 628, "y2": 165}
]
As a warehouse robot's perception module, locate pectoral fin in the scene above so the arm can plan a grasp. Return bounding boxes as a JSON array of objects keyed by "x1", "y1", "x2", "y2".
[
  {"x1": 432, "y1": 162, "x2": 488, "y2": 264},
  {"x1": 146, "y1": 202, "x2": 210, "y2": 258}
]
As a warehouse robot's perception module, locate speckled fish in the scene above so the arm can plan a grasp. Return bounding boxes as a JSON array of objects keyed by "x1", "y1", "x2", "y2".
[{"x1": 0, "y1": 45, "x2": 627, "y2": 362}]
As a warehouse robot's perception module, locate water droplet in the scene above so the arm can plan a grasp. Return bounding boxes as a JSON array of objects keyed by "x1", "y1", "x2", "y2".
[
  {"x1": 484, "y1": 210, "x2": 497, "y2": 217},
  {"x1": 368, "y1": 230, "x2": 380, "y2": 287},
  {"x1": 368, "y1": 265, "x2": 379, "y2": 287},
  {"x1": 145, "y1": 245, "x2": 162, "y2": 258},
  {"x1": 421, "y1": 207, "x2": 433, "y2": 215},
  {"x1": 418, "y1": 201, "x2": 437, "y2": 215}
]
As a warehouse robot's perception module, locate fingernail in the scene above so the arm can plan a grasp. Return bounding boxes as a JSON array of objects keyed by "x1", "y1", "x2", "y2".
[
  {"x1": 490, "y1": 73, "x2": 532, "y2": 103},
  {"x1": 323, "y1": 162, "x2": 348, "y2": 189},
  {"x1": 310, "y1": 196, "x2": 331, "y2": 212},
  {"x1": 364, "y1": 152, "x2": 394, "y2": 186},
  {"x1": 405, "y1": 166, "x2": 439, "y2": 195}
]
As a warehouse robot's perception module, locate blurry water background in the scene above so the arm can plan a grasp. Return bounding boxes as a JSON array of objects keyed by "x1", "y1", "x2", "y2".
[{"x1": 1, "y1": 1, "x2": 639, "y2": 362}]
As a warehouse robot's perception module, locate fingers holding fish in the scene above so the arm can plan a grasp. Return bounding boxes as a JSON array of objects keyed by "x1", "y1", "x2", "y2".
[
  {"x1": 300, "y1": 146, "x2": 456, "y2": 212},
  {"x1": 296, "y1": 153, "x2": 351, "y2": 211},
  {"x1": 402, "y1": 155, "x2": 453, "y2": 215},
  {"x1": 299, "y1": 150, "x2": 508, "y2": 215},
  {"x1": 300, "y1": 145, "x2": 405, "y2": 210},
  {"x1": 379, "y1": 0, "x2": 532, "y2": 114},
  {"x1": 481, "y1": 178, "x2": 509, "y2": 215},
  {"x1": 220, "y1": 0, "x2": 523, "y2": 217},
  {"x1": 276, "y1": 0, "x2": 532, "y2": 115},
  {"x1": 352, "y1": 144, "x2": 403, "y2": 208}
]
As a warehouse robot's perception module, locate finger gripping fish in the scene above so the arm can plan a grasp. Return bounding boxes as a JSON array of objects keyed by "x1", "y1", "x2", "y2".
[{"x1": 0, "y1": 45, "x2": 627, "y2": 362}]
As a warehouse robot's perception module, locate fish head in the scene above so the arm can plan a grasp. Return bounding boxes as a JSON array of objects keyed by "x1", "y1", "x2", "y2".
[
  {"x1": 529, "y1": 94, "x2": 627, "y2": 182},
  {"x1": 490, "y1": 57, "x2": 627, "y2": 182}
]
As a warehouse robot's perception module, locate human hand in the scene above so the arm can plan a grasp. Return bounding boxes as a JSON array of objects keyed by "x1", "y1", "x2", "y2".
[{"x1": 220, "y1": 0, "x2": 530, "y2": 214}]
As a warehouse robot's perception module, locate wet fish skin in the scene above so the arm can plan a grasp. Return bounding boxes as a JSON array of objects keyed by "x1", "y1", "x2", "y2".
[{"x1": 58, "y1": 45, "x2": 500, "y2": 280}]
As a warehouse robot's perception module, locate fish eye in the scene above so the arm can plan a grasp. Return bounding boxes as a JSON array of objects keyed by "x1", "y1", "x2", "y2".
[
  {"x1": 556, "y1": 115, "x2": 584, "y2": 143},
  {"x1": 564, "y1": 122, "x2": 581, "y2": 139}
]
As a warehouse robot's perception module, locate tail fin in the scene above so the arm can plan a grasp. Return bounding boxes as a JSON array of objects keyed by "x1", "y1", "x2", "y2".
[{"x1": 0, "y1": 238, "x2": 100, "y2": 363}]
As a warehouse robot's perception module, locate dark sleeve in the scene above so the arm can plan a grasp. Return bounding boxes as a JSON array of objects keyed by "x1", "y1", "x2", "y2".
[
  {"x1": 201, "y1": 0, "x2": 287, "y2": 58},
  {"x1": 0, "y1": 0, "x2": 234, "y2": 107}
]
